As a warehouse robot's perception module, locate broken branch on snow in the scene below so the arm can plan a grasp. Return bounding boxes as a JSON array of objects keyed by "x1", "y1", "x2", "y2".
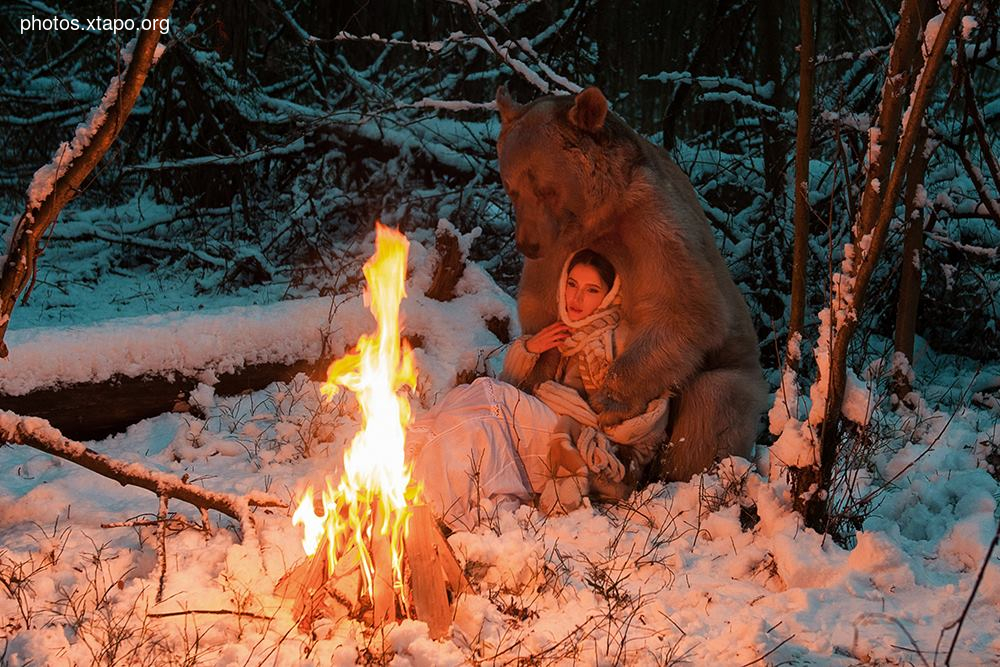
[{"x1": 0, "y1": 410, "x2": 285, "y2": 524}]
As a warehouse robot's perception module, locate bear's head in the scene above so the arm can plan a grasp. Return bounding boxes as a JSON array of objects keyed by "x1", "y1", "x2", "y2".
[{"x1": 495, "y1": 85, "x2": 623, "y2": 260}]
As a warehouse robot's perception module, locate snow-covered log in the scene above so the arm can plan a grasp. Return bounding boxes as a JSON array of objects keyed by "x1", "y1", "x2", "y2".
[{"x1": 0, "y1": 359, "x2": 324, "y2": 441}]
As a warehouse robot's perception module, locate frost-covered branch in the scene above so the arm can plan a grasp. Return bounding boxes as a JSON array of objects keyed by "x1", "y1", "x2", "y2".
[
  {"x1": 0, "y1": 0, "x2": 174, "y2": 358},
  {"x1": 941, "y1": 136, "x2": 1000, "y2": 227},
  {"x1": 0, "y1": 410, "x2": 285, "y2": 523}
]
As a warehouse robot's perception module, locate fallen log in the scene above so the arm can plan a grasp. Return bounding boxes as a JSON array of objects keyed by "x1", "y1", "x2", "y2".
[
  {"x1": 0, "y1": 359, "x2": 327, "y2": 441},
  {"x1": 0, "y1": 410, "x2": 285, "y2": 523},
  {"x1": 0, "y1": 239, "x2": 509, "y2": 441}
]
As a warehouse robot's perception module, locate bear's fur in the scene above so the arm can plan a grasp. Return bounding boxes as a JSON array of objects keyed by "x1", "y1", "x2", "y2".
[{"x1": 496, "y1": 85, "x2": 768, "y2": 482}]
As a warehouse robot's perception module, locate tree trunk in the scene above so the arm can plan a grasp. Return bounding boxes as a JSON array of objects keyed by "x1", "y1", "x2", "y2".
[
  {"x1": 795, "y1": 0, "x2": 968, "y2": 533},
  {"x1": 757, "y1": 0, "x2": 788, "y2": 210},
  {"x1": 853, "y1": 0, "x2": 932, "y2": 241},
  {"x1": 660, "y1": 0, "x2": 724, "y2": 150},
  {"x1": 0, "y1": 0, "x2": 174, "y2": 357},
  {"x1": 788, "y1": 0, "x2": 816, "y2": 352},
  {"x1": 893, "y1": 125, "x2": 932, "y2": 399}
]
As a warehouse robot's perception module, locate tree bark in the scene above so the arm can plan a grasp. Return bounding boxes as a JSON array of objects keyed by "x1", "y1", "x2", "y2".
[
  {"x1": 788, "y1": 0, "x2": 816, "y2": 351},
  {"x1": 424, "y1": 227, "x2": 466, "y2": 302},
  {"x1": 757, "y1": 0, "x2": 788, "y2": 209},
  {"x1": 0, "y1": 0, "x2": 174, "y2": 358},
  {"x1": 0, "y1": 359, "x2": 327, "y2": 441},
  {"x1": 893, "y1": 125, "x2": 932, "y2": 399},
  {"x1": 660, "y1": 0, "x2": 725, "y2": 150},
  {"x1": 853, "y1": 0, "x2": 932, "y2": 241},
  {"x1": 0, "y1": 411, "x2": 285, "y2": 523}
]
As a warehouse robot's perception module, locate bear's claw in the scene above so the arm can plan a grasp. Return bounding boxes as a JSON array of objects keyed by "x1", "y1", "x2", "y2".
[{"x1": 592, "y1": 390, "x2": 642, "y2": 427}]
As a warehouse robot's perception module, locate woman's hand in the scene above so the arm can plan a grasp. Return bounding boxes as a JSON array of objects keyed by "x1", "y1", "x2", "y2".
[{"x1": 525, "y1": 322, "x2": 571, "y2": 354}]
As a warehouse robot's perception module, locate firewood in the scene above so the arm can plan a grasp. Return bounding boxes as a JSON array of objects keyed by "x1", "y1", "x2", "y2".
[
  {"x1": 275, "y1": 504, "x2": 467, "y2": 637},
  {"x1": 404, "y1": 504, "x2": 453, "y2": 639},
  {"x1": 276, "y1": 536, "x2": 330, "y2": 605},
  {"x1": 277, "y1": 537, "x2": 365, "y2": 634},
  {"x1": 422, "y1": 509, "x2": 470, "y2": 596},
  {"x1": 370, "y1": 504, "x2": 398, "y2": 627}
]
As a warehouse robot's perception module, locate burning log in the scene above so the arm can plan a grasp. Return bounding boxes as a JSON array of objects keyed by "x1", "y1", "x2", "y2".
[
  {"x1": 404, "y1": 504, "x2": 468, "y2": 638},
  {"x1": 276, "y1": 504, "x2": 467, "y2": 638},
  {"x1": 370, "y1": 503, "x2": 399, "y2": 627},
  {"x1": 276, "y1": 535, "x2": 363, "y2": 633},
  {"x1": 276, "y1": 224, "x2": 468, "y2": 639}
]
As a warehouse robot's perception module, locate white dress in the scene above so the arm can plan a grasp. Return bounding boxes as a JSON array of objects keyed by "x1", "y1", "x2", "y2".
[{"x1": 407, "y1": 377, "x2": 560, "y2": 530}]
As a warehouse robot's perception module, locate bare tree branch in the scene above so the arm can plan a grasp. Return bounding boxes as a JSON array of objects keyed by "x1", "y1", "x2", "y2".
[
  {"x1": 796, "y1": 0, "x2": 970, "y2": 532},
  {"x1": 0, "y1": 410, "x2": 285, "y2": 524},
  {"x1": 0, "y1": 0, "x2": 174, "y2": 358}
]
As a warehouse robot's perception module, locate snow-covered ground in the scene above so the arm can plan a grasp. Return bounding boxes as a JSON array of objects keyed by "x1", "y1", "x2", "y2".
[{"x1": 2, "y1": 230, "x2": 999, "y2": 666}]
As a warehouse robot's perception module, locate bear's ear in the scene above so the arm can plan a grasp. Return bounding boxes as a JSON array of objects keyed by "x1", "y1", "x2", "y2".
[
  {"x1": 495, "y1": 85, "x2": 522, "y2": 125},
  {"x1": 568, "y1": 87, "x2": 608, "y2": 133}
]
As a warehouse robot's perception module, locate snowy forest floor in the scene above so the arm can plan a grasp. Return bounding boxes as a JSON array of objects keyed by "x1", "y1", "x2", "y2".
[{"x1": 2, "y1": 229, "x2": 1000, "y2": 666}]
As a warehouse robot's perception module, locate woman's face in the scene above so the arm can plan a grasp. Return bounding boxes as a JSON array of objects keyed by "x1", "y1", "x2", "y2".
[{"x1": 565, "y1": 263, "x2": 610, "y2": 321}]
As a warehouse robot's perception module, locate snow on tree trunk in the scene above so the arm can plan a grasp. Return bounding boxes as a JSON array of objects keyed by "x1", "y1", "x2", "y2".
[
  {"x1": 0, "y1": 0, "x2": 174, "y2": 358},
  {"x1": 786, "y1": 0, "x2": 971, "y2": 533}
]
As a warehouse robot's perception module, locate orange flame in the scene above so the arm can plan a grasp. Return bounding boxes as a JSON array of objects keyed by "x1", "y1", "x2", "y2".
[{"x1": 292, "y1": 223, "x2": 418, "y2": 602}]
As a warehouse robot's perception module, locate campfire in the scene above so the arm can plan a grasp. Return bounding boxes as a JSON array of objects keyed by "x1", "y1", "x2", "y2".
[{"x1": 277, "y1": 224, "x2": 466, "y2": 638}]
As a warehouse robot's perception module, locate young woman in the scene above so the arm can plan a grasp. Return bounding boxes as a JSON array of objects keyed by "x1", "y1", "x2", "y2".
[
  {"x1": 410, "y1": 250, "x2": 667, "y2": 530},
  {"x1": 501, "y1": 248, "x2": 622, "y2": 405}
]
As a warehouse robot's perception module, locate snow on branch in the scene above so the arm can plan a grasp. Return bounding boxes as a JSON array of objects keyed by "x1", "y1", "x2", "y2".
[
  {"x1": 125, "y1": 137, "x2": 309, "y2": 172},
  {"x1": 0, "y1": 410, "x2": 285, "y2": 524},
  {"x1": 788, "y1": 0, "x2": 972, "y2": 533},
  {"x1": 0, "y1": 0, "x2": 174, "y2": 358}
]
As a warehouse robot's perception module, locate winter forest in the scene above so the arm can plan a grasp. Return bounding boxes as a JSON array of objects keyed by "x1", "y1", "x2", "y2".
[{"x1": 1, "y1": 0, "x2": 1000, "y2": 664}]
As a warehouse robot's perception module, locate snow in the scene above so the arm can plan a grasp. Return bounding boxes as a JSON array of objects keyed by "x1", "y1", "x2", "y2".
[
  {"x1": 866, "y1": 127, "x2": 880, "y2": 167},
  {"x1": 961, "y1": 15, "x2": 979, "y2": 40},
  {"x1": 769, "y1": 333, "x2": 802, "y2": 436},
  {"x1": 3, "y1": 6, "x2": 1000, "y2": 663},
  {"x1": 3, "y1": 238, "x2": 999, "y2": 664},
  {"x1": 1, "y1": 298, "x2": 332, "y2": 396}
]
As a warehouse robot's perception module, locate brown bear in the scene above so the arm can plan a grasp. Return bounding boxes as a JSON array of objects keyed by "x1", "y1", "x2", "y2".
[{"x1": 495, "y1": 85, "x2": 768, "y2": 482}]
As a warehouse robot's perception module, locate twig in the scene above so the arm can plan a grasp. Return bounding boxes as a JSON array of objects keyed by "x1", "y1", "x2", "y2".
[
  {"x1": 941, "y1": 517, "x2": 1000, "y2": 665},
  {"x1": 937, "y1": 134, "x2": 1000, "y2": 227},
  {"x1": 156, "y1": 495, "x2": 168, "y2": 603},
  {"x1": 960, "y1": 50, "x2": 1000, "y2": 197},
  {"x1": 739, "y1": 633, "x2": 796, "y2": 666},
  {"x1": 854, "y1": 613, "x2": 930, "y2": 667},
  {"x1": 147, "y1": 609, "x2": 274, "y2": 620}
]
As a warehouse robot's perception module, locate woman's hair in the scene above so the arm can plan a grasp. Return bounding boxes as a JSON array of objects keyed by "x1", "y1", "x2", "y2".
[{"x1": 568, "y1": 249, "x2": 616, "y2": 290}]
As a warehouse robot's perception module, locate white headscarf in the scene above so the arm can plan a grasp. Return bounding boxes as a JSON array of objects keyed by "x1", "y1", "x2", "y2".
[{"x1": 556, "y1": 252, "x2": 622, "y2": 394}]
